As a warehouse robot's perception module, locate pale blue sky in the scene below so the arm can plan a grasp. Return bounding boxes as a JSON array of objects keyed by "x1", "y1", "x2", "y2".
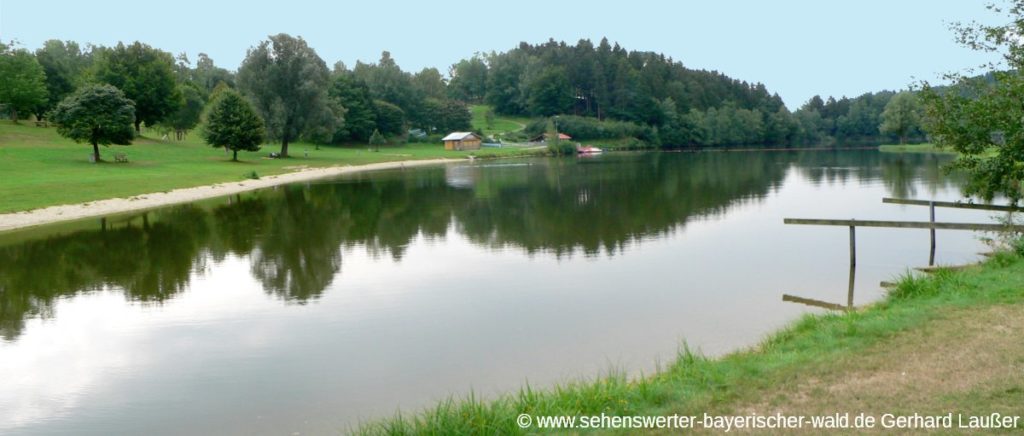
[{"x1": 0, "y1": 0, "x2": 1003, "y2": 108}]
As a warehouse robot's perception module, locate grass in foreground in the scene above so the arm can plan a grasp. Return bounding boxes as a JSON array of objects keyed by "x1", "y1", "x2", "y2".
[
  {"x1": 355, "y1": 246, "x2": 1024, "y2": 434},
  {"x1": 0, "y1": 121, "x2": 541, "y2": 213}
]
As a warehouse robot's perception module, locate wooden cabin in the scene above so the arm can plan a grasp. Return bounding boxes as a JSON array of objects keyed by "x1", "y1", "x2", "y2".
[{"x1": 443, "y1": 132, "x2": 482, "y2": 151}]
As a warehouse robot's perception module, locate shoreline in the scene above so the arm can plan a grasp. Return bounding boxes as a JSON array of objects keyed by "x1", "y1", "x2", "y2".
[
  {"x1": 0, "y1": 145, "x2": 938, "y2": 234},
  {"x1": 0, "y1": 158, "x2": 461, "y2": 233},
  {"x1": 357, "y1": 252, "x2": 1024, "y2": 434}
]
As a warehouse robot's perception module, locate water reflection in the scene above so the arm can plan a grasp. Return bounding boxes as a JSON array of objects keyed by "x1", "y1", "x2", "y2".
[{"x1": 0, "y1": 150, "x2": 958, "y2": 341}]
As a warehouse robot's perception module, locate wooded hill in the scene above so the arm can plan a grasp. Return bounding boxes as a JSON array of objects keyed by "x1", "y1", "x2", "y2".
[
  {"x1": 0, "y1": 36, "x2": 925, "y2": 150},
  {"x1": 450, "y1": 38, "x2": 924, "y2": 147}
]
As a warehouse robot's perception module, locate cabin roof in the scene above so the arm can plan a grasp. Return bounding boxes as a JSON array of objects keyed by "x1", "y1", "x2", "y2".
[
  {"x1": 442, "y1": 132, "x2": 480, "y2": 141},
  {"x1": 529, "y1": 132, "x2": 572, "y2": 141}
]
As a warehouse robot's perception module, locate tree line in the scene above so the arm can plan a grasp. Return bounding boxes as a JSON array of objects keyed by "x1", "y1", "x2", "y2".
[
  {"x1": 448, "y1": 38, "x2": 925, "y2": 147},
  {"x1": 0, "y1": 35, "x2": 926, "y2": 161},
  {"x1": 0, "y1": 35, "x2": 475, "y2": 159}
]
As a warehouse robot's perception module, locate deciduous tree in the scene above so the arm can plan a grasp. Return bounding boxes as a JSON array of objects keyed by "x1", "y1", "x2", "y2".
[
  {"x1": 920, "y1": 0, "x2": 1024, "y2": 202},
  {"x1": 166, "y1": 82, "x2": 205, "y2": 140},
  {"x1": 879, "y1": 92, "x2": 920, "y2": 145},
  {"x1": 202, "y1": 90, "x2": 265, "y2": 161},
  {"x1": 0, "y1": 49, "x2": 48, "y2": 122},
  {"x1": 49, "y1": 84, "x2": 136, "y2": 162},
  {"x1": 329, "y1": 73, "x2": 377, "y2": 142},
  {"x1": 368, "y1": 128, "x2": 386, "y2": 151},
  {"x1": 34, "y1": 40, "x2": 92, "y2": 120},
  {"x1": 373, "y1": 100, "x2": 405, "y2": 136},
  {"x1": 237, "y1": 33, "x2": 334, "y2": 157},
  {"x1": 92, "y1": 42, "x2": 179, "y2": 133},
  {"x1": 527, "y1": 68, "x2": 573, "y2": 116},
  {"x1": 448, "y1": 56, "x2": 488, "y2": 102}
]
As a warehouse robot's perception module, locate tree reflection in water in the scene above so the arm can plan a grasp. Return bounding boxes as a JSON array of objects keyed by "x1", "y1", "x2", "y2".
[{"x1": 0, "y1": 150, "x2": 960, "y2": 340}]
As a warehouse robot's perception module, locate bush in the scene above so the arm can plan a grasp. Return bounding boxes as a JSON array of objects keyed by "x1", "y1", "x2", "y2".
[
  {"x1": 547, "y1": 140, "x2": 576, "y2": 156},
  {"x1": 525, "y1": 115, "x2": 649, "y2": 141},
  {"x1": 524, "y1": 118, "x2": 548, "y2": 137},
  {"x1": 503, "y1": 130, "x2": 530, "y2": 142}
]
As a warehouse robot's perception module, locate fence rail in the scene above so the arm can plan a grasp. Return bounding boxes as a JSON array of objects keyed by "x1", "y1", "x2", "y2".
[
  {"x1": 781, "y1": 198, "x2": 1022, "y2": 312},
  {"x1": 882, "y1": 197, "x2": 1022, "y2": 212},
  {"x1": 782, "y1": 218, "x2": 1024, "y2": 232}
]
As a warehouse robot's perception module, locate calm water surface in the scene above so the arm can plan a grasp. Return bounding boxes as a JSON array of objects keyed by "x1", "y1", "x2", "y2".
[{"x1": 0, "y1": 150, "x2": 1000, "y2": 434}]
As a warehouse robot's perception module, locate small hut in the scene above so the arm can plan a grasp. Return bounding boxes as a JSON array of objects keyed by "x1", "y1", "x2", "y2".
[
  {"x1": 443, "y1": 132, "x2": 483, "y2": 151},
  {"x1": 528, "y1": 132, "x2": 572, "y2": 143}
]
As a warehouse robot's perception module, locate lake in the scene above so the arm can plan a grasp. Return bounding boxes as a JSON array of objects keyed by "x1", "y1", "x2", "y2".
[{"x1": 0, "y1": 150, "x2": 1002, "y2": 435}]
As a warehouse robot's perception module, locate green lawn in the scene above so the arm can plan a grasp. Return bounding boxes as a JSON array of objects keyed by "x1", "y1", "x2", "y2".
[
  {"x1": 470, "y1": 104, "x2": 533, "y2": 138},
  {"x1": 0, "y1": 121, "x2": 539, "y2": 213}
]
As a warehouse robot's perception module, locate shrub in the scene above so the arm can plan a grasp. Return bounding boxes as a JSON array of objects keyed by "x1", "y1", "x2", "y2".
[
  {"x1": 525, "y1": 115, "x2": 650, "y2": 141},
  {"x1": 547, "y1": 140, "x2": 577, "y2": 156}
]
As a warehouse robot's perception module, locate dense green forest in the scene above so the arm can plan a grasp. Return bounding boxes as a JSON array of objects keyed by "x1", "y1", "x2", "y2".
[
  {"x1": 453, "y1": 38, "x2": 925, "y2": 147},
  {"x1": 0, "y1": 36, "x2": 925, "y2": 150}
]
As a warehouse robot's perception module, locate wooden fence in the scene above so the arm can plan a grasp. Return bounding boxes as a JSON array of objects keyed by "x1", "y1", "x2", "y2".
[{"x1": 780, "y1": 197, "x2": 1023, "y2": 311}]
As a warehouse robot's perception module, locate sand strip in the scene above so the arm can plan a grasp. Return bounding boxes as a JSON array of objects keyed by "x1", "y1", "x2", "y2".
[{"x1": 0, "y1": 158, "x2": 461, "y2": 233}]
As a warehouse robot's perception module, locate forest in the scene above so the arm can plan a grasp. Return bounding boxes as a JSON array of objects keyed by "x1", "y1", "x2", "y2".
[
  {"x1": 455, "y1": 38, "x2": 925, "y2": 147},
  {"x1": 0, "y1": 36, "x2": 925, "y2": 151}
]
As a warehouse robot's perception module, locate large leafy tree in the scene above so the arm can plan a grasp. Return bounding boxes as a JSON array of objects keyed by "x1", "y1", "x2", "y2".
[
  {"x1": 193, "y1": 53, "x2": 235, "y2": 93},
  {"x1": 166, "y1": 82, "x2": 206, "y2": 140},
  {"x1": 328, "y1": 73, "x2": 377, "y2": 142},
  {"x1": 485, "y1": 50, "x2": 528, "y2": 115},
  {"x1": 527, "y1": 68, "x2": 573, "y2": 116},
  {"x1": 0, "y1": 49, "x2": 48, "y2": 122},
  {"x1": 202, "y1": 90, "x2": 265, "y2": 161},
  {"x1": 351, "y1": 51, "x2": 426, "y2": 129},
  {"x1": 237, "y1": 33, "x2": 336, "y2": 157},
  {"x1": 34, "y1": 40, "x2": 92, "y2": 120},
  {"x1": 92, "y1": 42, "x2": 179, "y2": 133},
  {"x1": 879, "y1": 92, "x2": 920, "y2": 145},
  {"x1": 412, "y1": 67, "x2": 447, "y2": 100},
  {"x1": 353, "y1": 51, "x2": 418, "y2": 111},
  {"x1": 447, "y1": 56, "x2": 488, "y2": 102},
  {"x1": 49, "y1": 84, "x2": 136, "y2": 162},
  {"x1": 919, "y1": 0, "x2": 1024, "y2": 202},
  {"x1": 422, "y1": 98, "x2": 471, "y2": 133},
  {"x1": 373, "y1": 100, "x2": 406, "y2": 136}
]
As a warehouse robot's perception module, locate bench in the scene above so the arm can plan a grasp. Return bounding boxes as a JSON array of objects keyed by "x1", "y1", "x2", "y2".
[{"x1": 114, "y1": 153, "x2": 129, "y2": 163}]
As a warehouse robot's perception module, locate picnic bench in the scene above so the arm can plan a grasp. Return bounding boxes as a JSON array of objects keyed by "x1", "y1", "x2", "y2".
[{"x1": 114, "y1": 153, "x2": 129, "y2": 163}]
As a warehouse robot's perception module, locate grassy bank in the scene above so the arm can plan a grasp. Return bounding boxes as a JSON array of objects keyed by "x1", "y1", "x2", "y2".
[
  {"x1": 0, "y1": 121, "x2": 542, "y2": 213},
  {"x1": 878, "y1": 143, "x2": 953, "y2": 154},
  {"x1": 356, "y1": 245, "x2": 1024, "y2": 434},
  {"x1": 470, "y1": 105, "x2": 532, "y2": 138}
]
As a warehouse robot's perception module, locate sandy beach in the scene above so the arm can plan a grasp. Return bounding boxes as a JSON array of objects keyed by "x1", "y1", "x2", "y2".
[{"x1": 0, "y1": 158, "x2": 460, "y2": 233}]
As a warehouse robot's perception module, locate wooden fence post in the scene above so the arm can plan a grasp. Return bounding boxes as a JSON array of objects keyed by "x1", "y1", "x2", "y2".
[
  {"x1": 929, "y1": 201, "x2": 936, "y2": 266},
  {"x1": 849, "y1": 225, "x2": 856, "y2": 268}
]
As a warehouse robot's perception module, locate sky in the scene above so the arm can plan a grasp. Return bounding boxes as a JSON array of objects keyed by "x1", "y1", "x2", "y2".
[{"x1": 0, "y1": 0, "x2": 1005, "y2": 109}]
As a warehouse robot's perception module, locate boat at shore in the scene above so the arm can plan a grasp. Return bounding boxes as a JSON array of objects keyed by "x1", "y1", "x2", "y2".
[{"x1": 577, "y1": 145, "x2": 603, "y2": 154}]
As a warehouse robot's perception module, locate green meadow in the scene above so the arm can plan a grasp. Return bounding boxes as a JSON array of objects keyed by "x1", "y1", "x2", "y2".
[{"x1": 0, "y1": 120, "x2": 540, "y2": 214}]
